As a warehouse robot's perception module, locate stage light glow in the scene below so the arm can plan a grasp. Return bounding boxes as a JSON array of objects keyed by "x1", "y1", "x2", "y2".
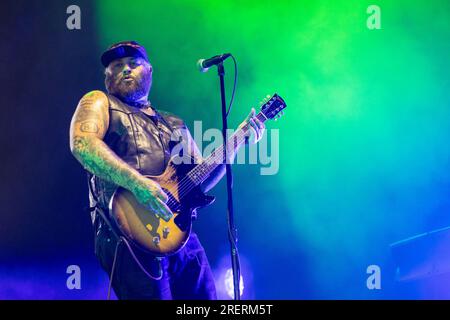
[{"x1": 224, "y1": 268, "x2": 244, "y2": 299}]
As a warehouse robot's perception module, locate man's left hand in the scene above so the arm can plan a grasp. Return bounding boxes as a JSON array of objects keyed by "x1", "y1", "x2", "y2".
[{"x1": 239, "y1": 108, "x2": 265, "y2": 144}]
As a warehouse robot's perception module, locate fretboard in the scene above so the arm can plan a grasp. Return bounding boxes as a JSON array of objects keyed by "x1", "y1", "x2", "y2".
[{"x1": 185, "y1": 111, "x2": 268, "y2": 188}]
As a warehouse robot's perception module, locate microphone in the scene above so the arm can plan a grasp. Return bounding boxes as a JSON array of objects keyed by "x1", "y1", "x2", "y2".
[{"x1": 197, "y1": 53, "x2": 231, "y2": 72}]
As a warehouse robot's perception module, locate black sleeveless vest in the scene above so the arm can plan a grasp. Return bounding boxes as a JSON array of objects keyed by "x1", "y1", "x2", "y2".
[{"x1": 88, "y1": 94, "x2": 186, "y2": 222}]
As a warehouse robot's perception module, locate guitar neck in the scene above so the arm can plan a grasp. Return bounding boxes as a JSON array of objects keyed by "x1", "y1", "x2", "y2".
[{"x1": 186, "y1": 111, "x2": 268, "y2": 186}]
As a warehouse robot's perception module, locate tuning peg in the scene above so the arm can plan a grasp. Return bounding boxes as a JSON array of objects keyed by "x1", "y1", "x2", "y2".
[{"x1": 260, "y1": 97, "x2": 270, "y2": 105}]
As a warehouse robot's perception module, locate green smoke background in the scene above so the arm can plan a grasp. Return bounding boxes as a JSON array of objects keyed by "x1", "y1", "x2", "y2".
[{"x1": 94, "y1": 0, "x2": 450, "y2": 298}]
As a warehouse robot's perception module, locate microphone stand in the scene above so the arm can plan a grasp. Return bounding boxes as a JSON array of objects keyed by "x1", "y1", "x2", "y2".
[{"x1": 217, "y1": 62, "x2": 241, "y2": 300}]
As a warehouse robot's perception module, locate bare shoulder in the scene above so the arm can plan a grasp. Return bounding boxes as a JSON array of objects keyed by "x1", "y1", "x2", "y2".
[
  {"x1": 77, "y1": 90, "x2": 109, "y2": 112},
  {"x1": 70, "y1": 90, "x2": 110, "y2": 140}
]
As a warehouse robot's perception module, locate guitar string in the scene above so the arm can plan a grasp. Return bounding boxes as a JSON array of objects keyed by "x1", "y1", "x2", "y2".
[
  {"x1": 165, "y1": 113, "x2": 267, "y2": 209},
  {"x1": 179, "y1": 111, "x2": 267, "y2": 188},
  {"x1": 173, "y1": 131, "x2": 245, "y2": 201},
  {"x1": 168, "y1": 122, "x2": 250, "y2": 196},
  {"x1": 165, "y1": 131, "x2": 245, "y2": 208}
]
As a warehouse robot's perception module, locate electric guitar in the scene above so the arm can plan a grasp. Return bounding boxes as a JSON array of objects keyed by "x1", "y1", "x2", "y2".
[{"x1": 109, "y1": 93, "x2": 287, "y2": 256}]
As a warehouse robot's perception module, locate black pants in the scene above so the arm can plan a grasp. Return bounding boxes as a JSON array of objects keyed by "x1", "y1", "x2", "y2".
[{"x1": 95, "y1": 225, "x2": 217, "y2": 300}]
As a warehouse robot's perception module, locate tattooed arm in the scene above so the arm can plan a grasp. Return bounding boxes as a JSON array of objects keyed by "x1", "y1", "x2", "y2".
[{"x1": 69, "y1": 90, "x2": 172, "y2": 220}]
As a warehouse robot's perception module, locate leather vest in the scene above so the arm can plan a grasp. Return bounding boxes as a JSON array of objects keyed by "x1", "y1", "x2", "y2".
[{"x1": 88, "y1": 94, "x2": 186, "y2": 222}]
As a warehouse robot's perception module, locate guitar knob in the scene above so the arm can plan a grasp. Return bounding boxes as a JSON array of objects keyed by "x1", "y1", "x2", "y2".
[
  {"x1": 163, "y1": 226, "x2": 170, "y2": 239},
  {"x1": 152, "y1": 236, "x2": 160, "y2": 246}
]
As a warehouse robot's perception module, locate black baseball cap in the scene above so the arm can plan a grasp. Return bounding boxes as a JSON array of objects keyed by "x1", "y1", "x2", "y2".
[{"x1": 101, "y1": 41, "x2": 149, "y2": 67}]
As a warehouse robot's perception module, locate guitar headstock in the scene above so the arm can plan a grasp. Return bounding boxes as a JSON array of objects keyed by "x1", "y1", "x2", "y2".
[{"x1": 259, "y1": 93, "x2": 287, "y2": 121}]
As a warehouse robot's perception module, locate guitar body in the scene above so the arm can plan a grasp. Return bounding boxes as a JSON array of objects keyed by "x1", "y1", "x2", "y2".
[{"x1": 109, "y1": 158, "x2": 215, "y2": 257}]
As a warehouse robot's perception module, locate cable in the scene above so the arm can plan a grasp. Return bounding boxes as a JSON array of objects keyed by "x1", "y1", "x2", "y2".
[
  {"x1": 106, "y1": 235, "x2": 164, "y2": 300},
  {"x1": 107, "y1": 237, "x2": 123, "y2": 300},
  {"x1": 121, "y1": 236, "x2": 164, "y2": 281},
  {"x1": 224, "y1": 54, "x2": 241, "y2": 299},
  {"x1": 226, "y1": 54, "x2": 238, "y2": 117}
]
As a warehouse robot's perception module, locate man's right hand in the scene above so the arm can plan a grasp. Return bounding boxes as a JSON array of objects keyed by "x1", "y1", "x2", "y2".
[{"x1": 132, "y1": 177, "x2": 173, "y2": 222}]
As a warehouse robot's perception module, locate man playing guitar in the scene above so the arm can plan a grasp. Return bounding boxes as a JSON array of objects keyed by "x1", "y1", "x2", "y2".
[{"x1": 69, "y1": 41, "x2": 266, "y2": 300}]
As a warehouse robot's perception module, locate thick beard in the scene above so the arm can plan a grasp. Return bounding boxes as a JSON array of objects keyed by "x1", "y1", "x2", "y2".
[{"x1": 105, "y1": 68, "x2": 152, "y2": 104}]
